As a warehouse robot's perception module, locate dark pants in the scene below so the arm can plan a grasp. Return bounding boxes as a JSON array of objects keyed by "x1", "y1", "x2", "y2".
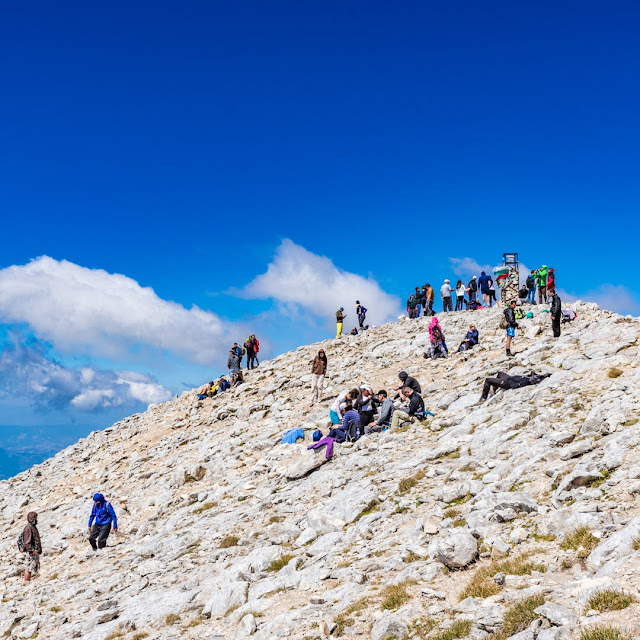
[
  {"x1": 247, "y1": 349, "x2": 257, "y2": 368},
  {"x1": 482, "y1": 371, "x2": 511, "y2": 399},
  {"x1": 552, "y1": 315, "x2": 561, "y2": 338},
  {"x1": 89, "y1": 523, "x2": 111, "y2": 550},
  {"x1": 443, "y1": 297, "x2": 452, "y2": 312},
  {"x1": 455, "y1": 295, "x2": 465, "y2": 311},
  {"x1": 425, "y1": 300, "x2": 434, "y2": 316}
]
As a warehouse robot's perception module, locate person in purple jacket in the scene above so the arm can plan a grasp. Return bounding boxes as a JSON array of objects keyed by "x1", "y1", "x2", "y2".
[{"x1": 88, "y1": 493, "x2": 118, "y2": 551}]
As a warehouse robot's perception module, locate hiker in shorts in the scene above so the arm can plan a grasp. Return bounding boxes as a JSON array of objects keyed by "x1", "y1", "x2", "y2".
[
  {"x1": 231, "y1": 343, "x2": 244, "y2": 368},
  {"x1": 550, "y1": 291, "x2": 562, "y2": 338},
  {"x1": 336, "y1": 307, "x2": 346, "y2": 337},
  {"x1": 390, "y1": 386, "x2": 425, "y2": 429},
  {"x1": 22, "y1": 511, "x2": 42, "y2": 581},
  {"x1": 478, "y1": 271, "x2": 493, "y2": 306},
  {"x1": 504, "y1": 300, "x2": 518, "y2": 357},
  {"x1": 227, "y1": 349, "x2": 241, "y2": 378},
  {"x1": 365, "y1": 390, "x2": 395, "y2": 434},
  {"x1": 88, "y1": 493, "x2": 118, "y2": 551}
]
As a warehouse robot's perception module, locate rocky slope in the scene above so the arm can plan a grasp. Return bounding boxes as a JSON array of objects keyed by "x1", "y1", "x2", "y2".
[{"x1": 1, "y1": 302, "x2": 640, "y2": 640}]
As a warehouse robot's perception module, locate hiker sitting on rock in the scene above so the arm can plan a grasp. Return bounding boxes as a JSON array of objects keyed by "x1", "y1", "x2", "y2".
[
  {"x1": 458, "y1": 325, "x2": 479, "y2": 352},
  {"x1": 355, "y1": 385, "x2": 375, "y2": 427},
  {"x1": 88, "y1": 493, "x2": 118, "y2": 551},
  {"x1": 480, "y1": 371, "x2": 552, "y2": 402},
  {"x1": 329, "y1": 388, "x2": 359, "y2": 425},
  {"x1": 394, "y1": 371, "x2": 421, "y2": 401},
  {"x1": 365, "y1": 390, "x2": 395, "y2": 434},
  {"x1": 427, "y1": 317, "x2": 448, "y2": 358},
  {"x1": 22, "y1": 511, "x2": 42, "y2": 581},
  {"x1": 197, "y1": 381, "x2": 214, "y2": 399},
  {"x1": 328, "y1": 401, "x2": 361, "y2": 441},
  {"x1": 390, "y1": 386, "x2": 425, "y2": 430}
]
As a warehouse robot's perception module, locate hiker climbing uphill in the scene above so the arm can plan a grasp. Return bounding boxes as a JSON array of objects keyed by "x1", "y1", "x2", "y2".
[
  {"x1": 21, "y1": 511, "x2": 42, "y2": 581},
  {"x1": 310, "y1": 349, "x2": 327, "y2": 405},
  {"x1": 504, "y1": 300, "x2": 518, "y2": 357},
  {"x1": 550, "y1": 290, "x2": 562, "y2": 338},
  {"x1": 336, "y1": 307, "x2": 345, "y2": 337},
  {"x1": 88, "y1": 493, "x2": 118, "y2": 551}
]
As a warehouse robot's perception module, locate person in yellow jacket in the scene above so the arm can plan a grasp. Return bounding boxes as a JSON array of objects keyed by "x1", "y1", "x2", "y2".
[{"x1": 335, "y1": 308, "x2": 345, "y2": 337}]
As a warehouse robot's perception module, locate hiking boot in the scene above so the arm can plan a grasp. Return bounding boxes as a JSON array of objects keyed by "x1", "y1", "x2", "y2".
[{"x1": 506, "y1": 349, "x2": 512, "y2": 357}]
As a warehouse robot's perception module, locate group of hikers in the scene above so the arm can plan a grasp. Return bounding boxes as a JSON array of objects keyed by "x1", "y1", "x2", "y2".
[
  {"x1": 19, "y1": 259, "x2": 567, "y2": 581},
  {"x1": 196, "y1": 335, "x2": 262, "y2": 398},
  {"x1": 19, "y1": 494, "x2": 117, "y2": 581}
]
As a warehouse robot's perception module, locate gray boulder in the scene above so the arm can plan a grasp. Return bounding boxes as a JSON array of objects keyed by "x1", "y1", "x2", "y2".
[{"x1": 436, "y1": 530, "x2": 478, "y2": 569}]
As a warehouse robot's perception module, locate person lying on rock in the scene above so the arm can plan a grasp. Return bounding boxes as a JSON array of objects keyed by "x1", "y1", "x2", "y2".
[
  {"x1": 390, "y1": 386, "x2": 425, "y2": 429},
  {"x1": 22, "y1": 511, "x2": 42, "y2": 581},
  {"x1": 394, "y1": 371, "x2": 421, "y2": 401},
  {"x1": 365, "y1": 390, "x2": 395, "y2": 434},
  {"x1": 480, "y1": 371, "x2": 552, "y2": 402},
  {"x1": 458, "y1": 325, "x2": 479, "y2": 352},
  {"x1": 88, "y1": 493, "x2": 118, "y2": 551},
  {"x1": 329, "y1": 388, "x2": 359, "y2": 425}
]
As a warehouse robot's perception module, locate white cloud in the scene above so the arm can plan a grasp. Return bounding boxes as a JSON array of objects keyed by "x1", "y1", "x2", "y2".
[
  {"x1": 0, "y1": 256, "x2": 240, "y2": 365},
  {"x1": 448, "y1": 257, "x2": 494, "y2": 278},
  {"x1": 0, "y1": 332, "x2": 172, "y2": 412},
  {"x1": 558, "y1": 284, "x2": 639, "y2": 316},
  {"x1": 239, "y1": 239, "x2": 401, "y2": 325}
]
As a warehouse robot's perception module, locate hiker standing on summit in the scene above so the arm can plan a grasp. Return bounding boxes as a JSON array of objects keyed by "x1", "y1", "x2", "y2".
[
  {"x1": 549, "y1": 290, "x2": 562, "y2": 338},
  {"x1": 504, "y1": 299, "x2": 518, "y2": 357},
  {"x1": 22, "y1": 511, "x2": 42, "y2": 581},
  {"x1": 441, "y1": 279, "x2": 452, "y2": 312},
  {"x1": 478, "y1": 271, "x2": 493, "y2": 307},
  {"x1": 88, "y1": 493, "x2": 118, "y2": 551},
  {"x1": 356, "y1": 301, "x2": 367, "y2": 330},
  {"x1": 336, "y1": 307, "x2": 345, "y2": 337}
]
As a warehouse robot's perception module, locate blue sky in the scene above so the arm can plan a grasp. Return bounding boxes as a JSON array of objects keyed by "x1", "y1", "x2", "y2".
[{"x1": 0, "y1": 1, "x2": 638, "y2": 430}]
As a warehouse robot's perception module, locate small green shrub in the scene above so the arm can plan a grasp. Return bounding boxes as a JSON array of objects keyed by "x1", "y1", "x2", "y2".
[
  {"x1": 164, "y1": 613, "x2": 180, "y2": 626},
  {"x1": 267, "y1": 554, "x2": 295, "y2": 572},
  {"x1": 608, "y1": 367, "x2": 623, "y2": 378},
  {"x1": 560, "y1": 526, "x2": 598, "y2": 553},
  {"x1": 580, "y1": 625, "x2": 632, "y2": 640},
  {"x1": 219, "y1": 534, "x2": 239, "y2": 548},
  {"x1": 381, "y1": 581, "x2": 414, "y2": 610},
  {"x1": 586, "y1": 590, "x2": 635, "y2": 613},
  {"x1": 431, "y1": 619, "x2": 473, "y2": 640},
  {"x1": 501, "y1": 594, "x2": 546, "y2": 637}
]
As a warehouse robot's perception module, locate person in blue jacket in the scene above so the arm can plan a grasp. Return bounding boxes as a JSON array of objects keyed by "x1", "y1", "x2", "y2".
[
  {"x1": 88, "y1": 493, "x2": 118, "y2": 551},
  {"x1": 478, "y1": 271, "x2": 493, "y2": 307}
]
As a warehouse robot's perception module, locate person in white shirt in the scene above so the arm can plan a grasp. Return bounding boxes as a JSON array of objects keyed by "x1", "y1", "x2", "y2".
[{"x1": 440, "y1": 279, "x2": 452, "y2": 312}]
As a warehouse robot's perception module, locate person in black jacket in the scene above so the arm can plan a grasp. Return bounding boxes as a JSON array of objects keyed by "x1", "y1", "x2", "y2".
[
  {"x1": 504, "y1": 300, "x2": 518, "y2": 357},
  {"x1": 390, "y1": 386, "x2": 425, "y2": 429},
  {"x1": 549, "y1": 292, "x2": 562, "y2": 338},
  {"x1": 394, "y1": 371, "x2": 421, "y2": 400},
  {"x1": 480, "y1": 371, "x2": 552, "y2": 401}
]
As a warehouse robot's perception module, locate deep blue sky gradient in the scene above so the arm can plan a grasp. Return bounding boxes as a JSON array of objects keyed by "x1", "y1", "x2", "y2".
[{"x1": 1, "y1": 1, "x2": 639, "y2": 437}]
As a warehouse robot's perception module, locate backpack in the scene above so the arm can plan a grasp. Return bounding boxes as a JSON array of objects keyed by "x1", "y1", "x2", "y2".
[
  {"x1": 499, "y1": 315, "x2": 507, "y2": 330},
  {"x1": 17, "y1": 532, "x2": 25, "y2": 552},
  {"x1": 313, "y1": 430, "x2": 322, "y2": 442},
  {"x1": 240, "y1": 347, "x2": 246, "y2": 356},
  {"x1": 526, "y1": 275, "x2": 535, "y2": 289},
  {"x1": 344, "y1": 419, "x2": 361, "y2": 443},
  {"x1": 515, "y1": 308, "x2": 526, "y2": 320}
]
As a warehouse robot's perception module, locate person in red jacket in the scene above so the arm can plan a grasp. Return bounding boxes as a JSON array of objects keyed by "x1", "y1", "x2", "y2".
[{"x1": 244, "y1": 334, "x2": 260, "y2": 369}]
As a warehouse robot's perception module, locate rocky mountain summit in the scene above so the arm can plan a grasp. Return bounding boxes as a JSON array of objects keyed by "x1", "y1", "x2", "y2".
[{"x1": 1, "y1": 302, "x2": 640, "y2": 640}]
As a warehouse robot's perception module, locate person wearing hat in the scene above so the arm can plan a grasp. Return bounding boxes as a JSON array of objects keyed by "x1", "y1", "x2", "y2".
[
  {"x1": 22, "y1": 511, "x2": 42, "y2": 581},
  {"x1": 88, "y1": 493, "x2": 118, "y2": 551},
  {"x1": 440, "y1": 279, "x2": 452, "y2": 312},
  {"x1": 335, "y1": 307, "x2": 346, "y2": 337}
]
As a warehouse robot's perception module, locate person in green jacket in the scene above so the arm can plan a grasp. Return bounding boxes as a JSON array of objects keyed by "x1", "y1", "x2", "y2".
[{"x1": 536, "y1": 265, "x2": 548, "y2": 304}]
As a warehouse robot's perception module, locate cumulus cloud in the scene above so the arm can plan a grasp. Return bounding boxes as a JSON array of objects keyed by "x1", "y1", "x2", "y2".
[
  {"x1": 558, "y1": 284, "x2": 639, "y2": 316},
  {"x1": 0, "y1": 333, "x2": 171, "y2": 412},
  {"x1": 0, "y1": 257, "x2": 239, "y2": 365},
  {"x1": 239, "y1": 239, "x2": 401, "y2": 325},
  {"x1": 448, "y1": 257, "x2": 494, "y2": 278}
]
